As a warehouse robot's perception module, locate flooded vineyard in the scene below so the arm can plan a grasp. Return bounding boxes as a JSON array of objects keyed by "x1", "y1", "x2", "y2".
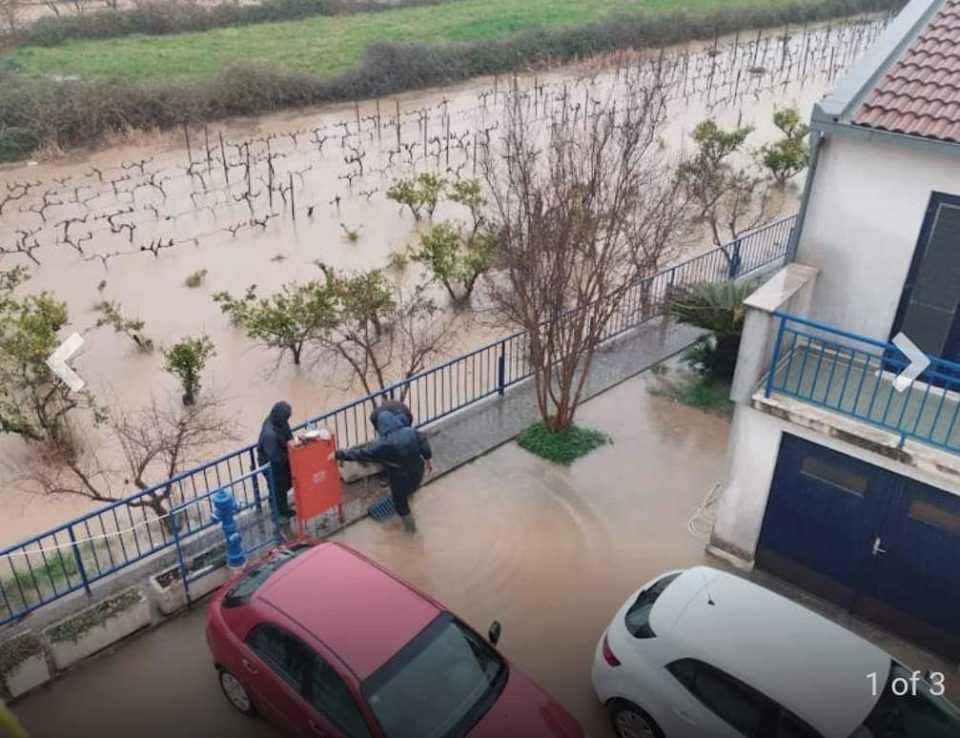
[{"x1": 0, "y1": 14, "x2": 890, "y2": 543}]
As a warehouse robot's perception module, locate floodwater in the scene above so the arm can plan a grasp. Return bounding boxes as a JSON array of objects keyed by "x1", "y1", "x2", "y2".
[
  {"x1": 0, "y1": 16, "x2": 890, "y2": 544},
  {"x1": 12, "y1": 373, "x2": 733, "y2": 737}
]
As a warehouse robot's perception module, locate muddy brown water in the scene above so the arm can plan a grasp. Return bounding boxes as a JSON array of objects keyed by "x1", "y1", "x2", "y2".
[
  {"x1": 0, "y1": 16, "x2": 888, "y2": 546},
  {"x1": 12, "y1": 374, "x2": 732, "y2": 738}
]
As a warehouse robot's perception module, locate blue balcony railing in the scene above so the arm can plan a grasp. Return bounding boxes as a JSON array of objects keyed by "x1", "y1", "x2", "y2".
[
  {"x1": 765, "y1": 313, "x2": 960, "y2": 454},
  {"x1": 0, "y1": 214, "x2": 796, "y2": 627}
]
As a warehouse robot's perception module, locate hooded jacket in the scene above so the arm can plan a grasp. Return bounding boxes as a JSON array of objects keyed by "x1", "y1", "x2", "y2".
[
  {"x1": 256, "y1": 402, "x2": 293, "y2": 493},
  {"x1": 369, "y1": 399, "x2": 413, "y2": 429},
  {"x1": 336, "y1": 411, "x2": 432, "y2": 495}
]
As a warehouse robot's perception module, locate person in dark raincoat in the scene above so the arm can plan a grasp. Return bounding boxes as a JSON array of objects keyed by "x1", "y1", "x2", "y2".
[
  {"x1": 256, "y1": 401, "x2": 295, "y2": 521},
  {"x1": 369, "y1": 399, "x2": 413, "y2": 430},
  {"x1": 335, "y1": 410, "x2": 432, "y2": 533}
]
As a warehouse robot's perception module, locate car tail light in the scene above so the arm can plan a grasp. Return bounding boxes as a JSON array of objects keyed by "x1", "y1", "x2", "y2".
[{"x1": 602, "y1": 633, "x2": 620, "y2": 667}]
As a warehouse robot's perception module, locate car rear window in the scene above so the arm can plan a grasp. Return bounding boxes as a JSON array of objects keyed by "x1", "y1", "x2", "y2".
[
  {"x1": 222, "y1": 544, "x2": 312, "y2": 607},
  {"x1": 625, "y1": 572, "x2": 681, "y2": 638}
]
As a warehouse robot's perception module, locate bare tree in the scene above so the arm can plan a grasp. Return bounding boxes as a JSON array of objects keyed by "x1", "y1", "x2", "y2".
[
  {"x1": 482, "y1": 75, "x2": 691, "y2": 433},
  {"x1": 0, "y1": 0, "x2": 23, "y2": 32},
  {"x1": 15, "y1": 394, "x2": 236, "y2": 531}
]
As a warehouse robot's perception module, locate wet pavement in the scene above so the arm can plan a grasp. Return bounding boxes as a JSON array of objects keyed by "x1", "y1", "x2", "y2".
[{"x1": 12, "y1": 371, "x2": 958, "y2": 737}]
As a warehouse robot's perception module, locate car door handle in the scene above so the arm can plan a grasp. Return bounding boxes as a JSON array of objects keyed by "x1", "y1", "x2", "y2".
[
  {"x1": 672, "y1": 707, "x2": 698, "y2": 726},
  {"x1": 241, "y1": 658, "x2": 259, "y2": 675}
]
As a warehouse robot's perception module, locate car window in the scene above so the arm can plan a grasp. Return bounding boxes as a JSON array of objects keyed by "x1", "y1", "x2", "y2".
[
  {"x1": 224, "y1": 544, "x2": 312, "y2": 607},
  {"x1": 852, "y1": 663, "x2": 960, "y2": 738},
  {"x1": 246, "y1": 624, "x2": 313, "y2": 694},
  {"x1": 305, "y1": 656, "x2": 372, "y2": 738},
  {"x1": 362, "y1": 614, "x2": 507, "y2": 738},
  {"x1": 666, "y1": 659, "x2": 767, "y2": 737},
  {"x1": 624, "y1": 572, "x2": 681, "y2": 638},
  {"x1": 777, "y1": 710, "x2": 821, "y2": 738}
]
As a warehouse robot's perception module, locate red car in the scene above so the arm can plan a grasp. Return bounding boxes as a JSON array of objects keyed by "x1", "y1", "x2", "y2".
[{"x1": 206, "y1": 540, "x2": 585, "y2": 738}]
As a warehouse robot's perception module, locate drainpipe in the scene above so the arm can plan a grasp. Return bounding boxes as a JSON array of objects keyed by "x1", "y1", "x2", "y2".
[{"x1": 786, "y1": 128, "x2": 823, "y2": 264}]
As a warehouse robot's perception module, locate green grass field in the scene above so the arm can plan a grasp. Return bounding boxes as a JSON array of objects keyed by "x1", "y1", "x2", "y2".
[{"x1": 6, "y1": 0, "x2": 799, "y2": 85}]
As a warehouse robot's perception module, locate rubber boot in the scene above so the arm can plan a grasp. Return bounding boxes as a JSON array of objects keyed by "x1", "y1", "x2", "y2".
[{"x1": 401, "y1": 514, "x2": 417, "y2": 533}]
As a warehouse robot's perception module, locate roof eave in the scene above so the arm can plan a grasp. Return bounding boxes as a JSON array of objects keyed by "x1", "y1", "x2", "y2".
[
  {"x1": 811, "y1": 107, "x2": 960, "y2": 155},
  {"x1": 818, "y1": 0, "x2": 946, "y2": 122}
]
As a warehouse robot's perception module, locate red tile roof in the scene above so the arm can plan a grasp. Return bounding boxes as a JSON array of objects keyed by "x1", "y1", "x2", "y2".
[{"x1": 853, "y1": 0, "x2": 960, "y2": 143}]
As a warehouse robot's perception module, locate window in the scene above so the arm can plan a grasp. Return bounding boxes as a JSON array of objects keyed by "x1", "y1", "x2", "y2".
[
  {"x1": 246, "y1": 625, "x2": 313, "y2": 694},
  {"x1": 852, "y1": 663, "x2": 960, "y2": 738},
  {"x1": 799, "y1": 456, "x2": 868, "y2": 496},
  {"x1": 777, "y1": 711, "x2": 822, "y2": 738},
  {"x1": 666, "y1": 659, "x2": 767, "y2": 736},
  {"x1": 908, "y1": 499, "x2": 960, "y2": 536},
  {"x1": 223, "y1": 544, "x2": 312, "y2": 607},
  {"x1": 305, "y1": 657, "x2": 372, "y2": 738},
  {"x1": 362, "y1": 614, "x2": 506, "y2": 738},
  {"x1": 624, "y1": 572, "x2": 681, "y2": 638}
]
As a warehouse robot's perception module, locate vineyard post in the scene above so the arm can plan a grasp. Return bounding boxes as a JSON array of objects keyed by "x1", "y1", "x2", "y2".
[{"x1": 219, "y1": 131, "x2": 229, "y2": 185}]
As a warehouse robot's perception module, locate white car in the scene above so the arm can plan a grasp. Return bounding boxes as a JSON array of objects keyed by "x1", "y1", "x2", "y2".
[{"x1": 592, "y1": 566, "x2": 960, "y2": 738}]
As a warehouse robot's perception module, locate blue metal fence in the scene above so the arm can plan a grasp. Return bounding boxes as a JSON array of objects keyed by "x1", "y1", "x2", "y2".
[
  {"x1": 0, "y1": 214, "x2": 795, "y2": 626},
  {"x1": 765, "y1": 313, "x2": 960, "y2": 454}
]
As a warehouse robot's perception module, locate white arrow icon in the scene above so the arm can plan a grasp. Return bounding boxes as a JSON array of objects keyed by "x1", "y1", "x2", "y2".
[
  {"x1": 46, "y1": 333, "x2": 85, "y2": 393},
  {"x1": 891, "y1": 332, "x2": 930, "y2": 393}
]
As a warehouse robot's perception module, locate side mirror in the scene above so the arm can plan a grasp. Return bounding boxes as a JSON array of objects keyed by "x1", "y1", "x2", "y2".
[{"x1": 488, "y1": 620, "x2": 502, "y2": 646}]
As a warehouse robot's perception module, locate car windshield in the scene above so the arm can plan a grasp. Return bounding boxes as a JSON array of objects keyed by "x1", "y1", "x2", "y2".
[
  {"x1": 222, "y1": 544, "x2": 311, "y2": 607},
  {"x1": 851, "y1": 662, "x2": 960, "y2": 738},
  {"x1": 362, "y1": 614, "x2": 507, "y2": 738},
  {"x1": 625, "y1": 572, "x2": 681, "y2": 637}
]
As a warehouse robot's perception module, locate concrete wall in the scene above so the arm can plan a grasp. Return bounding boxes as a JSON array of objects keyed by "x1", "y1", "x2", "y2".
[
  {"x1": 711, "y1": 404, "x2": 960, "y2": 563},
  {"x1": 796, "y1": 133, "x2": 960, "y2": 342}
]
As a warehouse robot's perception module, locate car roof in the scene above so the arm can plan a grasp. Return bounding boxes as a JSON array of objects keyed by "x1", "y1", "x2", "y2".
[
  {"x1": 256, "y1": 542, "x2": 441, "y2": 681},
  {"x1": 650, "y1": 567, "x2": 889, "y2": 737}
]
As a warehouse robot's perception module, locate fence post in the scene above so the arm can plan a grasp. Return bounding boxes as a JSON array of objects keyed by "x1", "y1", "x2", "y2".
[
  {"x1": 497, "y1": 341, "x2": 507, "y2": 396},
  {"x1": 66, "y1": 525, "x2": 92, "y2": 596},
  {"x1": 765, "y1": 317, "x2": 788, "y2": 398},
  {"x1": 211, "y1": 490, "x2": 246, "y2": 570},
  {"x1": 728, "y1": 239, "x2": 742, "y2": 280},
  {"x1": 249, "y1": 448, "x2": 263, "y2": 515},
  {"x1": 171, "y1": 517, "x2": 192, "y2": 606}
]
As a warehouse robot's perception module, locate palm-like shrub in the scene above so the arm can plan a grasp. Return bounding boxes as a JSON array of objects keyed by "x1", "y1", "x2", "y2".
[{"x1": 670, "y1": 282, "x2": 750, "y2": 380}]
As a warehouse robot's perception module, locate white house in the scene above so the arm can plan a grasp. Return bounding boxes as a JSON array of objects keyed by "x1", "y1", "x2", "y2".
[{"x1": 710, "y1": 0, "x2": 960, "y2": 661}]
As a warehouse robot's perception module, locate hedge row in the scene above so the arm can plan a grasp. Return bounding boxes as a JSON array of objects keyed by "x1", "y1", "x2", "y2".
[
  {"x1": 7, "y1": 0, "x2": 446, "y2": 48},
  {"x1": 0, "y1": 0, "x2": 903, "y2": 162}
]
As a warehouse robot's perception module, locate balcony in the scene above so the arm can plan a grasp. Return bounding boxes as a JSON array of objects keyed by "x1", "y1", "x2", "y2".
[{"x1": 764, "y1": 313, "x2": 960, "y2": 455}]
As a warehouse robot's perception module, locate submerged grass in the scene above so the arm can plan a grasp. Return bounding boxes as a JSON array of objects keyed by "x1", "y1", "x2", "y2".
[
  {"x1": 650, "y1": 372, "x2": 734, "y2": 417},
  {"x1": 517, "y1": 422, "x2": 611, "y2": 465}
]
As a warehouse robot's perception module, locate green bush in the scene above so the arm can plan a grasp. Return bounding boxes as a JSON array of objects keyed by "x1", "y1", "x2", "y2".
[
  {"x1": 517, "y1": 422, "x2": 611, "y2": 465},
  {"x1": 0, "y1": 0, "x2": 903, "y2": 161}
]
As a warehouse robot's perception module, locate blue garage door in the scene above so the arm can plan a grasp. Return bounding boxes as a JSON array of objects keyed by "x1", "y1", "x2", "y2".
[{"x1": 757, "y1": 434, "x2": 960, "y2": 659}]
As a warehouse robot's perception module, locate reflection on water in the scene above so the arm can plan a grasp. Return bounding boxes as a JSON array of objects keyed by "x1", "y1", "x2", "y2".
[{"x1": 0, "y1": 16, "x2": 889, "y2": 542}]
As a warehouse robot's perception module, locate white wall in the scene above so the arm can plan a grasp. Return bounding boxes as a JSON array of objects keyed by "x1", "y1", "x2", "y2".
[
  {"x1": 796, "y1": 134, "x2": 960, "y2": 342},
  {"x1": 711, "y1": 404, "x2": 960, "y2": 562}
]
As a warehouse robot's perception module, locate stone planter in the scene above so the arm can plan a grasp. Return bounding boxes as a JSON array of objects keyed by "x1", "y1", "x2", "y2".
[
  {"x1": 43, "y1": 587, "x2": 151, "y2": 671},
  {"x1": 0, "y1": 632, "x2": 50, "y2": 698},
  {"x1": 148, "y1": 545, "x2": 230, "y2": 615}
]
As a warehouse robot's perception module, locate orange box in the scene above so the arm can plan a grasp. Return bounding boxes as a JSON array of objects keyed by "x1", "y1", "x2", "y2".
[{"x1": 288, "y1": 432, "x2": 344, "y2": 537}]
